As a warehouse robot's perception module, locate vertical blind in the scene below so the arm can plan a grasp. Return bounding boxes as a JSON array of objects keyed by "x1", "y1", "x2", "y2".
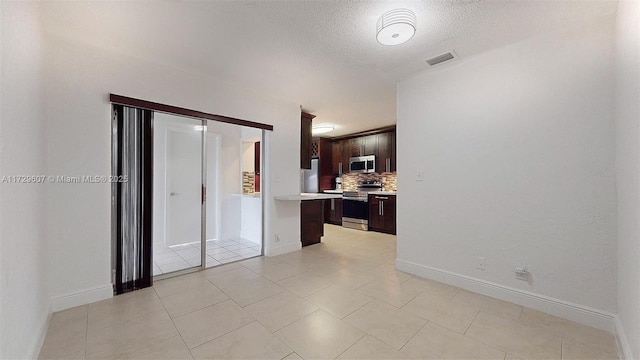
[{"x1": 112, "y1": 105, "x2": 153, "y2": 294}]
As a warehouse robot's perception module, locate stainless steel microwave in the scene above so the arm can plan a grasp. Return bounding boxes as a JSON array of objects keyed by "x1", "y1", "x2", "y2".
[{"x1": 349, "y1": 155, "x2": 375, "y2": 173}]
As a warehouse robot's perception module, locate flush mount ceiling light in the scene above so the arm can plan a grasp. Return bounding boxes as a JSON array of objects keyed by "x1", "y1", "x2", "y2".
[
  {"x1": 312, "y1": 124, "x2": 335, "y2": 135},
  {"x1": 376, "y1": 8, "x2": 416, "y2": 46}
]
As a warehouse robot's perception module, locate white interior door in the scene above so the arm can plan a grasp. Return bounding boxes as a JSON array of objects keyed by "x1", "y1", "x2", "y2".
[{"x1": 166, "y1": 124, "x2": 203, "y2": 256}]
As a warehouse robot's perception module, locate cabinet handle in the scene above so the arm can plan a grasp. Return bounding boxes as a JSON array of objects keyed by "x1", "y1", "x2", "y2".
[
  {"x1": 331, "y1": 198, "x2": 335, "y2": 210},
  {"x1": 378, "y1": 201, "x2": 382, "y2": 216},
  {"x1": 375, "y1": 196, "x2": 389, "y2": 200},
  {"x1": 386, "y1": 158, "x2": 391, "y2": 173},
  {"x1": 381, "y1": 201, "x2": 384, "y2": 216},
  {"x1": 338, "y1": 162, "x2": 342, "y2": 175}
]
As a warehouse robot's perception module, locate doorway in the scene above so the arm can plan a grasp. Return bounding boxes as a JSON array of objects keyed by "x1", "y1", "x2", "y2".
[
  {"x1": 111, "y1": 94, "x2": 272, "y2": 292},
  {"x1": 151, "y1": 113, "x2": 265, "y2": 277}
]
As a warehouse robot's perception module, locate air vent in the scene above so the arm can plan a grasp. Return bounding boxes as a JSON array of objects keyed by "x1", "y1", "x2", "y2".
[{"x1": 426, "y1": 51, "x2": 456, "y2": 66}]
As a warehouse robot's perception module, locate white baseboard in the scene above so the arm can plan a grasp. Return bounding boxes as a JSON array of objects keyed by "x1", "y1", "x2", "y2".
[
  {"x1": 614, "y1": 315, "x2": 634, "y2": 360},
  {"x1": 396, "y1": 259, "x2": 616, "y2": 332},
  {"x1": 51, "y1": 284, "x2": 113, "y2": 312},
  {"x1": 28, "y1": 303, "x2": 52, "y2": 359},
  {"x1": 265, "y1": 241, "x2": 301, "y2": 257}
]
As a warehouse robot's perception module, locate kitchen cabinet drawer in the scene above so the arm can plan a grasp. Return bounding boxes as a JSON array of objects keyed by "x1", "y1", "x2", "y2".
[{"x1": 368, "y1": 194, "x2": 396, "y2": 234}]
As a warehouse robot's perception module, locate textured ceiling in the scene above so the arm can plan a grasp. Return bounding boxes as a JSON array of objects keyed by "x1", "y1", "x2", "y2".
[{"x1": 40, "y1": 1, "x2": 618, "y2": 136}]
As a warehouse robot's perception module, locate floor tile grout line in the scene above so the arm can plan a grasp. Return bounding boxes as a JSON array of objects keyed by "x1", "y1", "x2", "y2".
[
  {"x1": 331, "y1": 332, "x2": 367, "y2": 360},
  {"x1": 463, "y1": 309, "x2": 481, "y2": 335},
  {"x1": 164, "y1": 299, "x2": 205, "y2": 356},
  {"x1": 187, "y1": 320, "x2": 263, "y2": 355},
  {"x1": 399, "y1": 319, "x2": 430, "y2": 353},
  {"x1": 336, "y1": 296, "x2": 376, "y2": 320},
  {"x1": 462, "y1": 312, "x2": 528, "y2": 359}
]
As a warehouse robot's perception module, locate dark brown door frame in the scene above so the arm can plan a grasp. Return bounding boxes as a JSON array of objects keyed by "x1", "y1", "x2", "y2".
[{"x1": 109, "y1": 94, "x2": 274, "y2": 131}]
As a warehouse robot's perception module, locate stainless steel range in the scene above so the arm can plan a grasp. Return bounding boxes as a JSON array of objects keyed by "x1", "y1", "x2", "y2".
[{"x1": 342, "y1": 180, "x2": 382, "y2": 231}]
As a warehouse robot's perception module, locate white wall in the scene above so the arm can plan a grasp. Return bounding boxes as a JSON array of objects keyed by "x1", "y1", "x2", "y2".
[
  {"x1": 0, "y1": 2, "x2": 51, "y2": 358},
  {"x1": 208, "y1": 121, "x2": 242, "y2": 242},
  {"x1": 614, "y1": 0, "x2": 640, "y2": 358},
  {"x1": 40, "y1": 14, "x2": 302, "y2": 309},
  {"x1": 206, "y1": 132, "x2": 221, "y2": 242},
  {"x1": 240, "y1": 127, "x2": 263, "y2": 246},
  {"x1": 397, "y1": 16, "x2": 617, "y2": 320},
  {"x1": 241, "y1": 196, "x2": 263, "y2": 246},
  {"x1": 242, "y1": 142, "x2": 256, "y2": 173}
]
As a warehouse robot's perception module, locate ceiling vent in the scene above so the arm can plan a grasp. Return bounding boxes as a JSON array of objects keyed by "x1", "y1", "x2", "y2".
[{"x1": 426, "y1": 51, "x2": 456, "y2": 66}]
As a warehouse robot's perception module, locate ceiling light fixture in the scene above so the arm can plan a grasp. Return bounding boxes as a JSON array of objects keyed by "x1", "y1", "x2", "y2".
[
  {"x1": 376, "y1": 8, "x2": 417, "y2": 46},
  {"x1": 312, "y1": 124, "x2": 335, "y2": 135}
]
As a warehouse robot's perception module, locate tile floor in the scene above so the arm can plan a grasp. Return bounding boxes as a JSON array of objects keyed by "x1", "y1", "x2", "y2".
[
  {"x1": 153, "y1": 238, "x2": 262, "y2": 275},
  {"x1": 40, "y1": 225, "x2": 619, "y2": 360}
]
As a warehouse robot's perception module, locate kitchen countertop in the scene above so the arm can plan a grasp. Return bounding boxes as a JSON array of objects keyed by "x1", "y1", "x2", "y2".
[
  {"x1": 274, "y1": 193, "x2": 343, "y2": 201},
  {"x1": 368, "y1": 191, "x2": 397, "y2": 195},
  {"x1": 232, "y1": 193, "x2": 261, "y2": 198},
  {"x1": 323, "y1": 189, "x2": 343, "y2": 194}
]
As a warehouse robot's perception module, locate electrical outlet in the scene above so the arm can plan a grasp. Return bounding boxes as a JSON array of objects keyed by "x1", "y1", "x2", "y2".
[
  {"x1": 514, "y1": 266, "x2": 529, "y2": 281},
  {"x1": 275, "y1": 233, "x2": 281, "y2": 242},
  {"x1": 475, "y1": 256, "x2": 486, "y2": 271},
  {"x1": 416, "y1": 171, "x2": 424, "y2": 181}
]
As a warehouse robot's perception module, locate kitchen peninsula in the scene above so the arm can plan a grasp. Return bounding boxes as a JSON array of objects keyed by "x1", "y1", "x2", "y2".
[{"x1": 274, "y1": 193, "x2": 342, "y2": 246}]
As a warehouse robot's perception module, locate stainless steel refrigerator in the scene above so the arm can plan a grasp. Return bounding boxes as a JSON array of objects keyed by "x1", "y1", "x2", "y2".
[{"x1": 301, "y1": 158, "x2": 319, "y2": 193}]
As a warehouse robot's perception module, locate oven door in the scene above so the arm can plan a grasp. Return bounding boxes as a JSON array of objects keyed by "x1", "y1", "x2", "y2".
[{"x1": 342, "y1": 198, "x2": 369, "y2": 230}]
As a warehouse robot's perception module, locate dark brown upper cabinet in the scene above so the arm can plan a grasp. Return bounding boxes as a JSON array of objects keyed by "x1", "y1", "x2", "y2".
[
  {"x1": 300, "y1": 111, "x2": 315, "y2": 169},
  {"x1": 331, "y1": 140, "x2": 344, "y2": 175},
  {"x1": 329, "y1": 126, "x2": 396, "y2": 175},
  {"x1": 312, "y1": 137, "x2": 334, "y2": 191},
  {"x1": 376, "y1": 131, "x2": 396, "y2": 173},
  {"x1": 363, "y1": 135, "x2": 377, "y2": 156},
  {"x1": 348, "y1": 137, "x2": 361, "y2": 157}
]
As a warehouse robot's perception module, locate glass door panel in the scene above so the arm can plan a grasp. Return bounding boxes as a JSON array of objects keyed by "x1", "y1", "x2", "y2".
[
  {"x1": 203, "y1": 123, "x2": 263, "y2": 267},
  {"x1": 152, "y1": 114, "x2": 204, "y2": 275}
]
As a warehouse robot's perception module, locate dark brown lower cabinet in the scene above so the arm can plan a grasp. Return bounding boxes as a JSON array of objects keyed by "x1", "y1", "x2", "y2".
[
  {"x1": 324, "y1": 198, "x2": 343, "y2": 225},
  {"x1": 368, "y1": 194, "x2": 396, "y2": 234},
  {"x1": 301, "y1": 200, "x2": 325, "y2": 246}
]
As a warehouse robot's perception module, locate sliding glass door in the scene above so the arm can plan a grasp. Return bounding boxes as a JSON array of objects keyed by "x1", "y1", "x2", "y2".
[
  {"x1": 111, "y1": 94, "x2": 270, "y2": 291},
  {"x1": 152, "y1": 114, "x2": 206, "y2": 276}
]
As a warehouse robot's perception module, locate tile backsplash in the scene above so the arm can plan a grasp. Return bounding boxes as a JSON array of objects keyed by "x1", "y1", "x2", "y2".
[
  {"x1": 242, "y1": 172, "x2": 255, "y2": 194},
  {"x1": 342, "y1": 172, "x2": 397, "y2": 192}
]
